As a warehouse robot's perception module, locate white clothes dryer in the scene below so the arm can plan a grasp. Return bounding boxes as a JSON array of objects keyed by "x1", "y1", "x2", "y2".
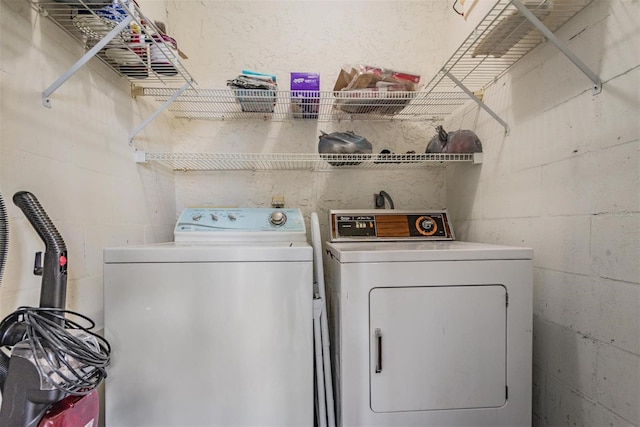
[
  {"x1": 324, "y1": 210, "x2": 533, "y2": 427},
  {"x1": 103, "y1": 208, "x2": 313, "y2": 427}
]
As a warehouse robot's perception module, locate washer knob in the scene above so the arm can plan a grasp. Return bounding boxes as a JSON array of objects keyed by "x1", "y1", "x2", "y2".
[{"x1": 269, "y1": 211, "x2": 287, "y2": 226}]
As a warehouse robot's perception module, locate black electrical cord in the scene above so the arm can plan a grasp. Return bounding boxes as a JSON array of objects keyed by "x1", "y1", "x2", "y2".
[
  {"x1": 8, "y1": 307, "x2": 111, "y2": 396},
  {"x1": 452, "y1": 0, "x2": 464, "y2": 16},
  {"x1": 376, "y1": 191, "x2": 395, "y2": 209}
]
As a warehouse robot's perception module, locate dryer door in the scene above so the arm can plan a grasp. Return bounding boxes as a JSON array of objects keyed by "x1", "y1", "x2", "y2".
[{"x1": 369, "y1": 285, "x2": 507, "y2": 413}]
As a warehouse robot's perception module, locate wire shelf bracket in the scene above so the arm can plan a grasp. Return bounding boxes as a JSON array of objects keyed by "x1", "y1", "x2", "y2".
[
  {"x1": 419, "y1": 0, "x2": 601, "y2": 136},
  {"x1": 29, "y1": 0, "x2": 197, "y2": 138},
  {"x1": 42, "y1": 15, "x2": 133, "y2": 108},
  {"x1": 444, "y1": 70, "x2": 511, "y2": 135},
  {"x1": 435, "y1": 0, "x2": 602, "y2": 134},
  {"x1": 511, "y1": 0, "x2": 602, "y2": 95},
  {"x1": 129, "y1": 81, "x2": 191, "y2": 145}
]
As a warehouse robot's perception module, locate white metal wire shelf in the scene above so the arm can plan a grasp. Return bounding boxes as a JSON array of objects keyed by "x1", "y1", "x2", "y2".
[
  {"x1": 135, "y1": 0, "x2": 595, "y2": 127},
  {"x1": 424, "y1": 0, "x2": 595, "y2": 94},
  {"x1": 134, "y1": 0, "x2": 595, "y2": 172},
  {"x1": 138, "y1": 152, "x2": 483, "y2": 171},
  {"x1": 137, "y1": 88, "x2": 466, "y2": 122},
  {"x1": 28, "y1": 0, "x2": 196, "y2": 90}
]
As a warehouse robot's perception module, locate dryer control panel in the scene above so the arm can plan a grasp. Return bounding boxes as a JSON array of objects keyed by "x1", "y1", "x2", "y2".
[{"x1": 329, "y1": 210, "x2": 454, "y2": 242}]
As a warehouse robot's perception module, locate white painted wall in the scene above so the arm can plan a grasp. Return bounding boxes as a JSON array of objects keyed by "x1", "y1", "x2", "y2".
[
  {"x1": 445, "y1": 1, "x2": 640, "y2": 425},
  {"x1": 0, "y1": 0, "x2": 176, "y2": 328}
]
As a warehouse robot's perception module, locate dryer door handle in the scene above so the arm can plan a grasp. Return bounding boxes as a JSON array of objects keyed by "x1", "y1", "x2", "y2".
[{"x1": 375, "y1": 328, "x2": 382, "y2": 373}]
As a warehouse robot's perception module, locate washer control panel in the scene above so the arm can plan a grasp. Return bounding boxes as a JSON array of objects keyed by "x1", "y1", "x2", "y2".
[
  {"x1": 329, "y1": 210, "x2": 454, "y2": 242},
  {"x1": 175, "y1": 207, "x2": 306, "y2": 242}
]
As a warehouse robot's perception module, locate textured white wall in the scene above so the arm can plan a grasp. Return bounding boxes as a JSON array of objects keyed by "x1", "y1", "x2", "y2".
[
  {"x1": 165, "y1": 0, "x2": 455, "y2": 237},
  {"x1": 0, "y1": 0, "x2": 177, "y2": 328},
  {"x1": 445, "y1": 1, "x2": 640, "y2": 425}
]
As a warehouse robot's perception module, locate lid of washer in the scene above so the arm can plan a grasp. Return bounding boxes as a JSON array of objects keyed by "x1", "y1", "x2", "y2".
[
  {"x1": 325, "y1": 240, "x2": 532, "y2": 263},
  {"x1": 174, "y1": 207, "x2": 307, "y2": 242}
]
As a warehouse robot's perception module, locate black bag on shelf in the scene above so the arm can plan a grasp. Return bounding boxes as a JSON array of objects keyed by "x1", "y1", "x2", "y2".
[
  {"x1": 425, "y1": 126, "x2": 482, "y2": 154},
  {"x1": 318, "y1": 131, "x2": 372, "y2": 166}
]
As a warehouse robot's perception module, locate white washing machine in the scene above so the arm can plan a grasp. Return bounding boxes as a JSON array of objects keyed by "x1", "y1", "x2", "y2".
[
  {"x1": 324, "y1": 210, "x2": 533, "y2": 427},
  {"x1": 103, "y1": 207, "x2": 313, "y2": 427}
]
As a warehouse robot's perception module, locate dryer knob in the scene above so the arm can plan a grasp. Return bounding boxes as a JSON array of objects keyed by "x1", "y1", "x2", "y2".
[
  {"x1": 269, "y1": 211, "x2": 287, "y2": 226},
  {"x1": 416, "y1": 216, "x2": 438, "y2": 236}
]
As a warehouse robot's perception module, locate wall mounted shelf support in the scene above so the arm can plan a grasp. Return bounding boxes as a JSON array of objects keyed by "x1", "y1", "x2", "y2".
[
  {"x1": 511, "y1": 0, "x2": 602, "y2": 95},
  {"x1": 129, "y1": 81, "x2": 191, "y2": 145},
  {"x1": 29, "y1": 0, "x2": 196, "y2": 142},
  {"x1": 421, "y1": 0, "x2": 601, "y2": 134},
  {"x1": 42, "y1": 15, "x2": 133, "y2": 108},
  {"x1": 444, "y1": 71, "x2": 511, "y2": 135}
]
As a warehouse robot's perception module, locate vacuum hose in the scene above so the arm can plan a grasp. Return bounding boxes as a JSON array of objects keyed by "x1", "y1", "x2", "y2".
[
  {"x1": 0, "y1": 192, "x2": 110, "y2": 406},
  {"x1": 0, "y1": 193, "x2": 9, "y2": 385},
  {"x1": 12, "y1": 191, "x2": 68, "y2": 310},
  {"x1": 0, "y1": 193, "x2": 8, "y2": 289}
]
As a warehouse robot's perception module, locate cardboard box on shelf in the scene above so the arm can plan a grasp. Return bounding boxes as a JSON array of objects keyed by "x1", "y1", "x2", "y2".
[{"x1": 332, "y1": 65, "x2": 420, "y2": 115}]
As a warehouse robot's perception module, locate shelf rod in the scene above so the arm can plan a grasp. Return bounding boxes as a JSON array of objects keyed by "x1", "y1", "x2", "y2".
[
  {"x1": 510, "y1": 0, "x2": 602, "y2": 95},
  {"x1": 443, "y1": 71, "x2": 510, "y2": 135},
  {"x1": 42, "y1": 16, "x2": 134, "y2": 108},
  {"x1": 129, "y1": 81, "x2": 191, "y2": 144}
]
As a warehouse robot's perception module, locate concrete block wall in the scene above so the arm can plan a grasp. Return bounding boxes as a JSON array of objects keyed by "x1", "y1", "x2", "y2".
[
  {"x1": 0, "y1": 0, "x2": 177, "y2": 327},
  {"x1": 446, "y1": 1, "x2": 640, "y2": 425}
]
